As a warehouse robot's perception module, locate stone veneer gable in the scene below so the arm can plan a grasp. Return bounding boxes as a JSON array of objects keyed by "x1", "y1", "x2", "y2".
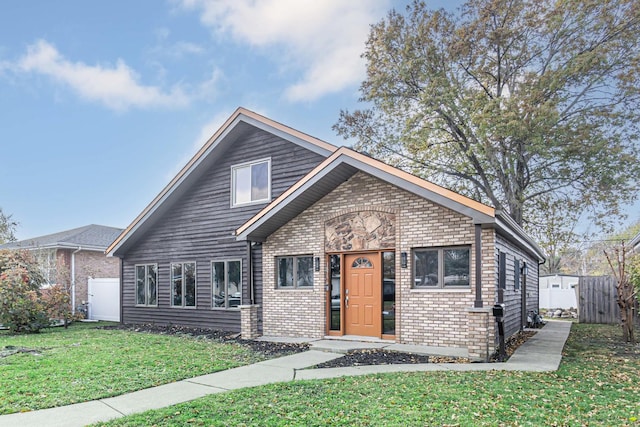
[{"x1": 262, "y1": 171, "x2": 496, "y2": 351}]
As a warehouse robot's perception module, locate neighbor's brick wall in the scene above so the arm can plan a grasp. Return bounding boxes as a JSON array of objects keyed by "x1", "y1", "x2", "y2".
[
  {"x1": 57, "y1": 249, "x2": 120, "y2": 307},
  {"x1": 263, "y1": 171, "x2": 492, "y2": 348}
]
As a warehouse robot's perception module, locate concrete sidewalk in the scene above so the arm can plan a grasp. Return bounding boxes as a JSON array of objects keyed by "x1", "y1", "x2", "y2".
[{"x1": 0, "y1": 321, "x2": 571, "y2": 427}]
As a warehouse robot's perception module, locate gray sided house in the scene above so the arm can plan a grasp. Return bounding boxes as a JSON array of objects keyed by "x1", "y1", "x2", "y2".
[
  {"x1": 0, "y1": 224, "x2": 123, "y2": 316},
  {"x1": 107, "y1": 108, "x2": 335, "y2": 330},
  {"x1": 108, "y1": 108, "x2": 545, "y2": 361}
]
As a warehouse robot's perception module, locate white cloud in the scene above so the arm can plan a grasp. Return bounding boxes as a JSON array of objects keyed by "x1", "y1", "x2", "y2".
[
  {"x1": 178, "y1": 0, "x2": 390, "y2": 102},
  {"x1": 197, "y1": 67, "x2": 224, "y2": 100},
  {"x1": 152, "y1": 27, "x2": 205, "y2": 59},
  {"x1": 15, "y1": 39, "x2": 189, "y2": 111}
]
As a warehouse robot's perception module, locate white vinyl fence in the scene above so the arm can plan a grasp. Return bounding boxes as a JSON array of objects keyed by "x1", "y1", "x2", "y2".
[
  {"x1": 88, "y1": 278, "x2": 120, "y2": 321},
  {"x1": 539, "y1": 288, "x2": 577, "y2": 309}
]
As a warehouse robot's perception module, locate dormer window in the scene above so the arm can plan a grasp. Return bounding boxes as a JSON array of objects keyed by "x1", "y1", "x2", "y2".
[{"x1": 231, "y1": 158, "x2": 271, "y2": 206}]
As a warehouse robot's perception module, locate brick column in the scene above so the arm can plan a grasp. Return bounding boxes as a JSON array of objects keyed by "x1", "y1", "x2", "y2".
[
  {"x1": 240, "y1": 305, "x2": 261, "y2": 340},
  {"x1": 467, "y1": 307, "x2": 492, "y2": 362}
]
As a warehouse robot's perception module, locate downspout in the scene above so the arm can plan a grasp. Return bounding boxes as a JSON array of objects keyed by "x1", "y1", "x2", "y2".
[
  {"x1": 474, "y1": 224, "x2": 483, "y2": 308},
  {"x1": 247, "y1": 241, "x2": 254, "y2": 305},
  {"x1": 119, "y1": 257, "x2": 124, "y2": 324},
  {"x1": 521, "y1": 263, "x2": 527, "y2": 329},
  {"x1": 71, "y1": 247, "x2": 82, "y2": 313}
]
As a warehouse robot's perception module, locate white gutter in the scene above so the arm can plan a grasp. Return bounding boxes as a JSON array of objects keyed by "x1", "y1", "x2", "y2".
[{"x1": 71, "y1": 247, "x2": 82, "y2": 313}]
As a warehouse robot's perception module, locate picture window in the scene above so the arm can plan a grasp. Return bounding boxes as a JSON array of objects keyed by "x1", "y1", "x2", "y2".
[
  {"x1": 135, "y1": 264, "x2": 157, "y2": 306},
  {"x1": 276, "y1": 255, "x2": 314, "y2": 288},
  {"x1": 413, "y1": 247, "x2": 470, "y2": 288},
  {"x1": 171, "y1": 262, "x2": 196, "y2": 307},
  {"x1": 212, "y1": 260, "x2": 242, "y2": 309}
]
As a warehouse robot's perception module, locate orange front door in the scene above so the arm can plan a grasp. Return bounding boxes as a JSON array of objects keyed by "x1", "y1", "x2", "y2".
[{"x1": 344, "y1": 253, "x2": 381, "y2": 337}]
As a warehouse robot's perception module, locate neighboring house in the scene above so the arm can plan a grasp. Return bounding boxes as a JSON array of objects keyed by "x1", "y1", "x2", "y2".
[
  {"x1": 107, "y1": 108, "x2": 545, "y2": 361},
  {"x1": 631, "y1": 231, "x2": 640, "y2": 253},
  {"x1": 539, "y1": 274, "x2": 578, "y2": 309},
  {"x1": 0, "y1": 224, "x2": 123, "y2": 320}
]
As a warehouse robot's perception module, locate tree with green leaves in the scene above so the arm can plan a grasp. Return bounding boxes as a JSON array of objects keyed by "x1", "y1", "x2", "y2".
[
  {"x1": 335, "y1": 0, "x2": 640, "y2": 251},
  {"x1": 0, "y1": 207, "x2": 17, "y2": 244}
]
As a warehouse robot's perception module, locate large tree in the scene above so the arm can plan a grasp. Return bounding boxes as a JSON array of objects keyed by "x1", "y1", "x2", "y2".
[
  {"x1": 335, "y1": 0, "x2": 640, "y2": 242},
  {"x1": 0, "y1": 207, "x2": 17, "y2": 244}
]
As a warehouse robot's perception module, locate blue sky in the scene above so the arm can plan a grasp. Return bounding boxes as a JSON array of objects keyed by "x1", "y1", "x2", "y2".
[
  {"x1": 1, "y1": 1, "x2": 636, "y2": 241},
  {"x1": 1, "y1": 0, "x2": 421, "y2": 239}
]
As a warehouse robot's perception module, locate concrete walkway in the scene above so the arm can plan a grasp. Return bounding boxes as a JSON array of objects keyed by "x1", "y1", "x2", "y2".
[{"x1": 0, "y1": 321, "x2": 571, "y2": 427}]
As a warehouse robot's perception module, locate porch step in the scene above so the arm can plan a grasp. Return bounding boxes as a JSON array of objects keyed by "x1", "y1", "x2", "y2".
[{"x1": 311, "y1": 340, "x2": 389, "y2": 354}]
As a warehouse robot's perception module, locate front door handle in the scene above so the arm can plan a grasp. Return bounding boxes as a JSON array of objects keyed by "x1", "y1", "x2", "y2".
[{"x1": 345, "y1": 296, "x2": 349, "y2": 308}]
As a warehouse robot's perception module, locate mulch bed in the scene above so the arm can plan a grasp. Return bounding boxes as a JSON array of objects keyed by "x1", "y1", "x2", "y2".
[
  {"x1": 99, "y1": 324, "x2": 310, "y2": 357},
  {"x1": 100, "y1": 324, "x2": 537, "y2": 366}
]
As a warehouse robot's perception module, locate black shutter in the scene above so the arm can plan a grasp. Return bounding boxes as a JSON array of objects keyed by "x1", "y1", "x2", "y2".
[{"x1": 499, "y1": 251, "x2": 506, "y2": 289}]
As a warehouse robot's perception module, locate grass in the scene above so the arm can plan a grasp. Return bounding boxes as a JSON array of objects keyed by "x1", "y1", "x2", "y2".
[
  {"x1": 96, "y1": 323, "x2": 640, "y2": 426},
  {"x1": 0, "y1": 322, "x2": 266, "y2": 415}
]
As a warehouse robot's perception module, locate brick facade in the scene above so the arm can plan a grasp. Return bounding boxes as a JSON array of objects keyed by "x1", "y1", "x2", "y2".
[
  {"x1": 56, "y1": 249, "x2": 120, "y2": 309},
  {"x1": 240, "y1": 304, "x2": 261, "y2": 339},
  {"x1": 262, "y1": 172, "x2": 500, "y2": 352}
]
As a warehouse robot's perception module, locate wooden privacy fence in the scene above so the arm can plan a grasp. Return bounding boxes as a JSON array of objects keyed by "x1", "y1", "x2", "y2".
[{"x1": 577, "y1": 276, "x2": 639, "y2": 325}]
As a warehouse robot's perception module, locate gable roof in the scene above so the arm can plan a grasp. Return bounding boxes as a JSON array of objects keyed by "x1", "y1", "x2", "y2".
[
  {"x1": 107, "y1": 107, "x2": 338, "y2": 257},
  {"x1": 0, "y1": 224, "x2": 124, "y2": 252},
  {"x1": 236, "y1": 147, "x2": 545, "y2": 261}
]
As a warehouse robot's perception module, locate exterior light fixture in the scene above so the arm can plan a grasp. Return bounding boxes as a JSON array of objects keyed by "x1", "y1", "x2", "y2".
[
  {"x1": 314, "y1": 257, "x2": 320, "y2": 272},
  {"x1": 401, "y1": 252, "x2": 408, "y2": 268},
  {"x1": 520, "y1": 261, "x2": 528, "y2": 276}
]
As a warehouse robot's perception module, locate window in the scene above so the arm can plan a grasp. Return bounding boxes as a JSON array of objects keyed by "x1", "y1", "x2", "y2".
[
  {"x1": 276, "y1": 256, "x2": 314, "y2": 288},
  {"x1": 212, "y1": 260, "x2": 242, "y2": 309},
  {"x1": 382, "y1": 252, "x2": 396, "y2": 335},
  {"x1": 351, "y1": 257, "x2": 373, "y2": 268},
  {"x1": 33, "y1": 248, "x2": 58, "y2": 285},
  {"x1": 329, "y1": 254, "x2": 341, "y2": 331},
  {"x1": 413, "y1": 247, "x2": 470, "y2": 288},
  {"x1": 231, "y1": 158, "x2": 270, "y2": 206},
  {"x1": 135, "y1": 264, "x2": 157, "y2": 306},
  {"x1": 171, "y1": 262, "x2": 196, "y2": 307}
]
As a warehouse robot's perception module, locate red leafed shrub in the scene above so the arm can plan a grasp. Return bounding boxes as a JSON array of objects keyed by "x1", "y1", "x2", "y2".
[{"x1": 0, "y1": 249, "x2": 49, "y2": 333}]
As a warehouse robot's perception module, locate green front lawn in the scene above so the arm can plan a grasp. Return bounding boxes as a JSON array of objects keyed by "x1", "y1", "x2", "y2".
[
  {"x1": 97, "y1": 323, "x2": 640, "y2": 426},
  {"x1": 0, "y1": 322, "x2": 265, "y2": 415}
]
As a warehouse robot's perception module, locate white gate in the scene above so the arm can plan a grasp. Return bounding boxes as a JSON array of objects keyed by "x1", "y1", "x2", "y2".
[{"x1": 88, "y1": 278, "x2": 120, "y2": 321}]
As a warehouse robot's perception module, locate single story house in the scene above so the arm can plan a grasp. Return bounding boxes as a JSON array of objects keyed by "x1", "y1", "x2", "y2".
[
  {"x1": 107, "y1": 108, "x2": 545, "y2": 361},
  {"x1": 0, "y1": 224, "x2": 123, "y2": 320}
]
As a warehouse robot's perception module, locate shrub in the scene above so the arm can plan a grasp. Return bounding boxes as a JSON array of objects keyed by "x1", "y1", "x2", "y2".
[
  {"x1": 42, "y1": 283, "x2": 81, "y2": 327},
  {"x1": 0, "y1": 249, "x2": 50, "y2": 333}
]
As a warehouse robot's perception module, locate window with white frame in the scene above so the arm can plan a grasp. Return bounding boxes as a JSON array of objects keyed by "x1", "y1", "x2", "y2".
[
  {"x1": 33, "y1": 248, "x2": 58, "y2": 285},
  {"x1": 171, "y1": 262, "x2": 196, "y2": 307},
  {"x1": 212, "y1": 260, "x2": 242, "y2": 308},
  {"x1": 413, "y1": 247, "x2": 470, "y2": 288},
  {"x1": 276, "y1": 255, "x2": 314, "y2": 288},
  {"x1": 135, "y1": 264, "x2": 157, "y2": 306},
  {"x1": 231, "y1": 158, "x2": 271, "y2": 206}
]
